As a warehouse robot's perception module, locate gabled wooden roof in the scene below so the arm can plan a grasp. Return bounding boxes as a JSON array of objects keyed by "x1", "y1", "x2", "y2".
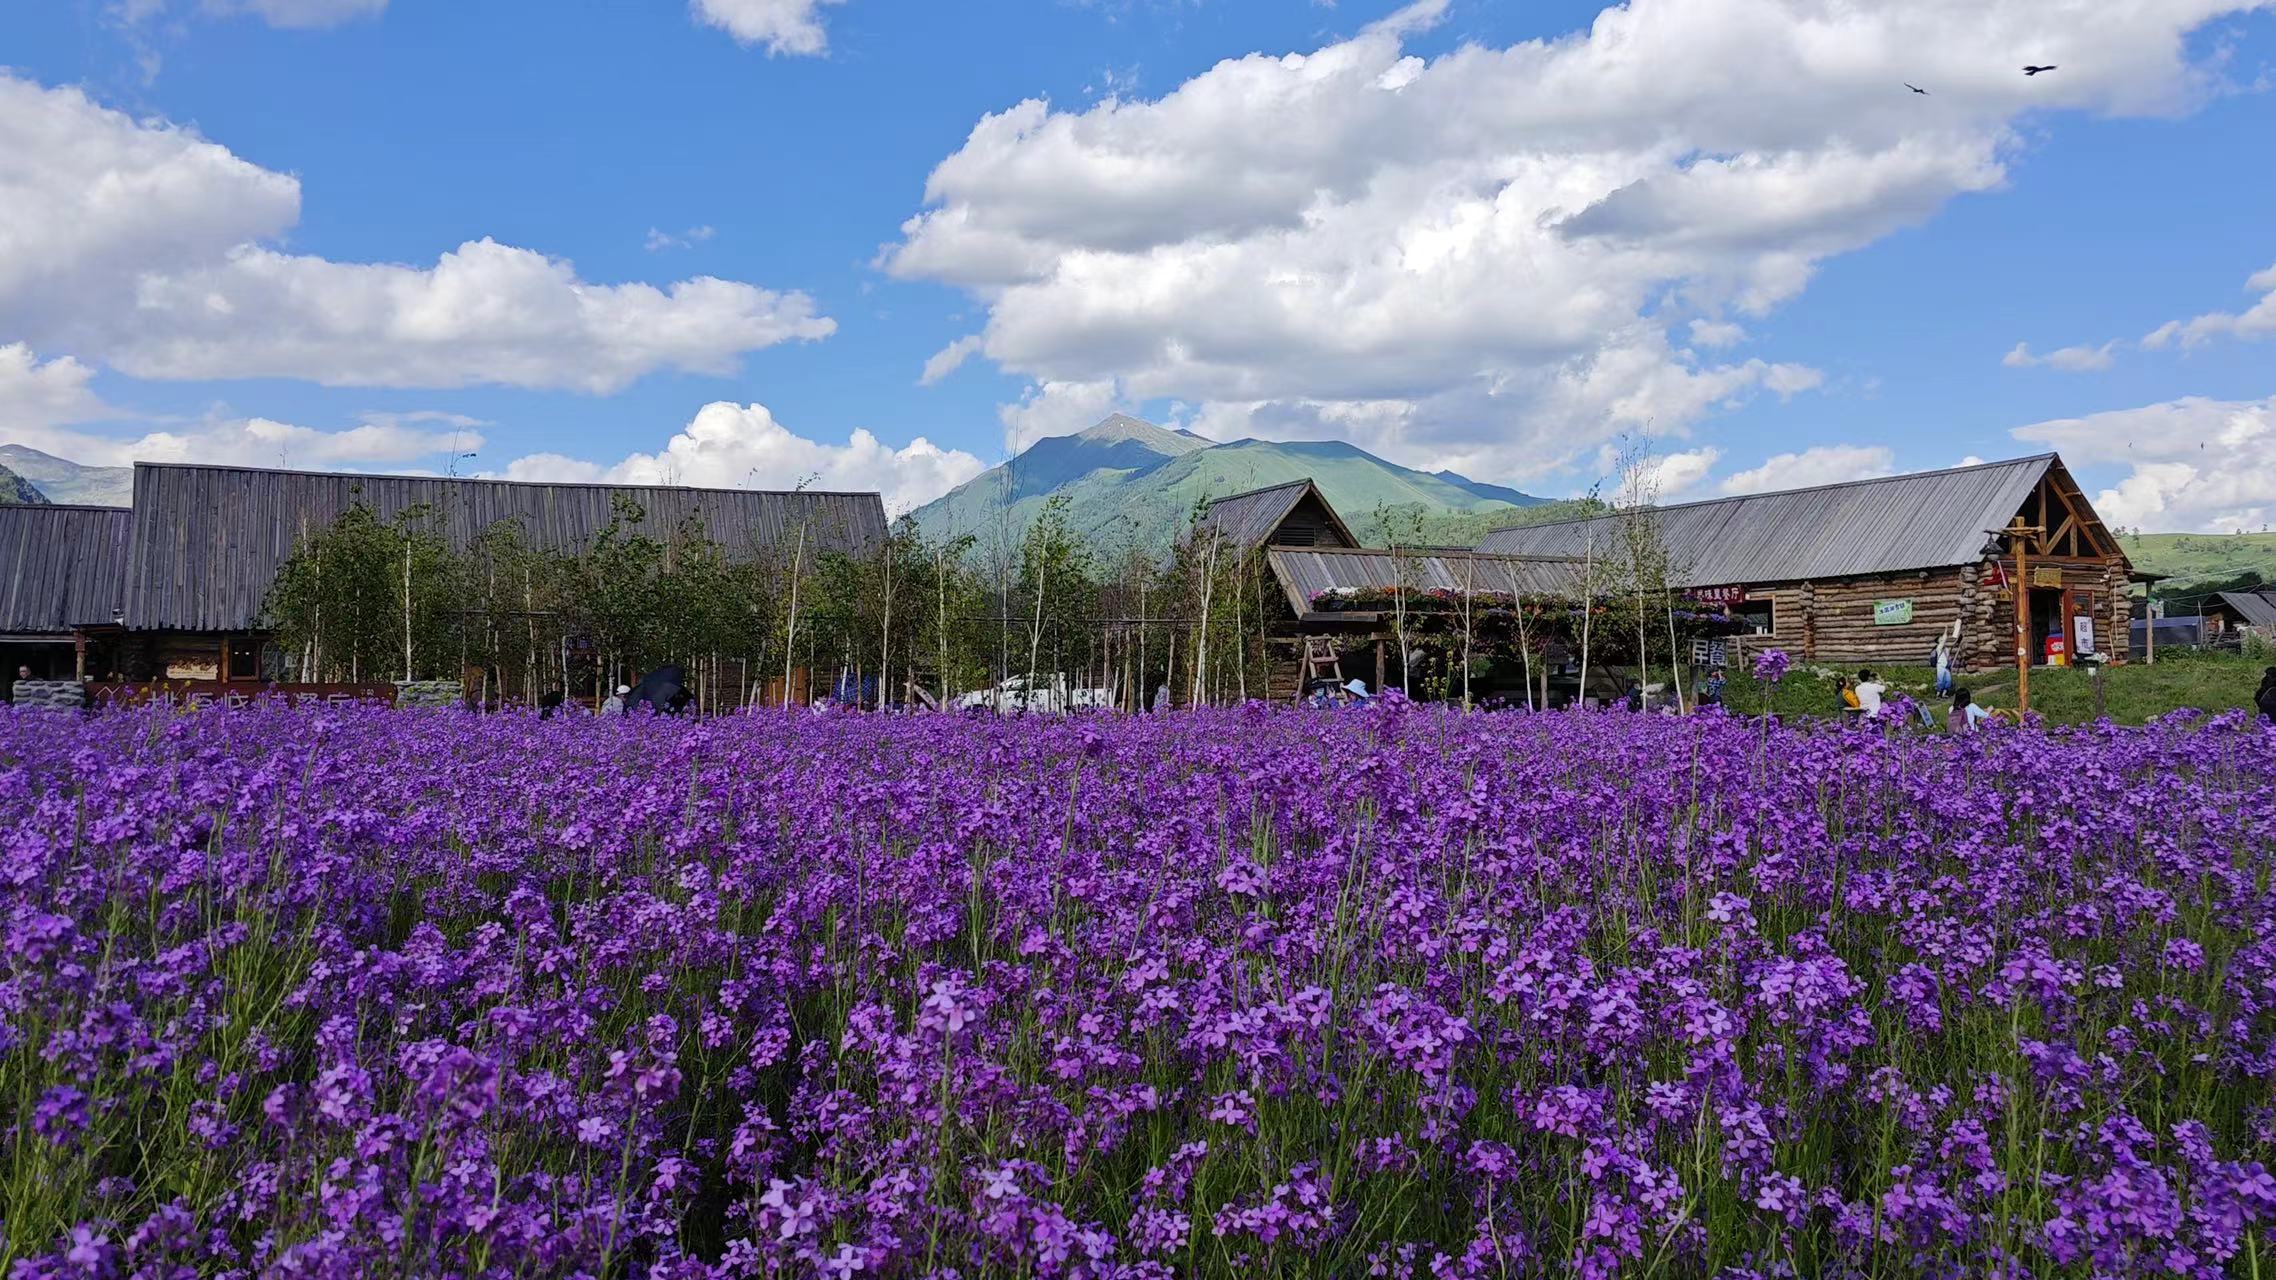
[
  {"x1": 2213, "y1": 590, "x2": 2276, "y2": 629},
  {"x1": 1195, "y1": 478, "x2": 1358, "y2": 551},
  {"x1": 1478, "y1": 454, "x2": 2124, "y2": 586}
]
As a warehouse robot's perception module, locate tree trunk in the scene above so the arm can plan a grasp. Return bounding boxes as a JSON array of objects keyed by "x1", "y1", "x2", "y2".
[
  {"x1": 403, "y1": 542, "x2": 414, "y2": 682},
  {"x1": 879, "y1": 536, "x2": 894, "y2": 711},
  {"x1": 781, "y1": 525, "x2": 806, "y2": 710}
]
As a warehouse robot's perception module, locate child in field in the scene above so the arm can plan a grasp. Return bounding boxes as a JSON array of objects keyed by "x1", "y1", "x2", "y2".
[{"x1": 1836, "y1": 676, "x2": 1862, "y2": 719}]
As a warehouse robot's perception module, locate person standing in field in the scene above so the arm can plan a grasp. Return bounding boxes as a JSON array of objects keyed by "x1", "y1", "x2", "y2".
[
  {"x1": 1699, "y1": 666, "x2": 1727, "y2": 708},
  {"x1": 1855, "y1": 669, "x2": 1887, "y2": 718},
  {"x1": 600, "y1": 685, "x2": 628, "y2": 717},
  {"x1": 2256, "y1": 667, "x2": 2276, "y2": 724}
]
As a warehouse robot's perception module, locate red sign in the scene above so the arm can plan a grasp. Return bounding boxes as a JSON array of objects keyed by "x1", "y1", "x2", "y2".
[{"x1": 1692, "y1": 584, "x2": 1749, "y2": 604}]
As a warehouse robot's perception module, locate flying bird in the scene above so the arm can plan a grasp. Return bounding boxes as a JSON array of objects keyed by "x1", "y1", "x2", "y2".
[
  {"x1": 1905, "y1": 82, "x2": 1928, "y2": 94},
  {"x1": 2023, "y1": 65, "x2": 2057, "y2": 75}
]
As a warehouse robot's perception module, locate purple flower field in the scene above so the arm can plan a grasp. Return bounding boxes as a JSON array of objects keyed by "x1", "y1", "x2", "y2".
[{"x1": 5, "y1": 702, "x2": 2275, "y2": 1278}]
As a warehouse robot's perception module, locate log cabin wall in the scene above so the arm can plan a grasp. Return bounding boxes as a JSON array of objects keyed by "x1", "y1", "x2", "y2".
[
  {"x1": 1752, "y1": 567, "x2": 1968, "y2": 666},
  {"x1": 1746, "y1": 558, "x2": 2129, "y2": 672},
  {"x1": 1957, "y1": 556, "x2": 2131, "y2": 672}
]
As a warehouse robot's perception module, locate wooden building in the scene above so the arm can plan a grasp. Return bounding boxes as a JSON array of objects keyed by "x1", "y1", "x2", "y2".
[
  {"x1": 1196, "y1": 482, "x2": 1582, "y2": 699},
  {"x1": 0, "y1": 504, "x2": 133, "y2": 679},
  {"x1": 24, "y1": 462, "x2": 885, "y2": 687},
  {"x1": 2199, "y1": 589, "x2": 2276, "y2": 638},
  {"x1": 1477, "y1": 453, "x2": 2136, "y2": 671}
]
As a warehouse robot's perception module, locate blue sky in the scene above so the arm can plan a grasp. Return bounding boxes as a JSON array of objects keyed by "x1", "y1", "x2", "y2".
[{"x1": 3, "y1": 0, "x2": 2274, "y2": 528}]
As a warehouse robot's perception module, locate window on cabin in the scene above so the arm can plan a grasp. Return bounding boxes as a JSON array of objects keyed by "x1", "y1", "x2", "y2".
[{"x1": 226, "y1": 636, "x2": 260, "y2": 682}]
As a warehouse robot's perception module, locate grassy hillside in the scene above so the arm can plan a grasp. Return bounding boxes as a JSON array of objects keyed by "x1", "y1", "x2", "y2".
[{"x1": 2119, "y1": 530, "x2": 2276, "y2": 598}]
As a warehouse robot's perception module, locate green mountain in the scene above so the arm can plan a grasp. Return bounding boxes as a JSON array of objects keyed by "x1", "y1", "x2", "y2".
[
  {"x1": 908, "y1": 414, "x2": 1547, "y2": 554},
  {"x1": 0, "y1": 463, "x2": 49, "y2": 505},
  {"x1": 2119, "y1": 531, "x2": 2276, "y2": 600},
  {"x1": 0, "y1": 444, "x2": 133, "y2": 506}
]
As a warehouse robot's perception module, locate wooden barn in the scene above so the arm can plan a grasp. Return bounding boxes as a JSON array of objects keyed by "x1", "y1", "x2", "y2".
[
  {"x1": 51, "y1": 462, "x2": 885, "y2": 689},
  {"x1": 1195, "y1": 481, "x2": 1584, "y2": 699},
  {"x1": 0, "y1": 504, "x2": 133, "y2": 680},
  {"x1": 2198, "y1": 589, "x2": 2276, "y2": 639},
  {"x1": 1477, "y1": 453, "x2": 2137, "y2": 672}
]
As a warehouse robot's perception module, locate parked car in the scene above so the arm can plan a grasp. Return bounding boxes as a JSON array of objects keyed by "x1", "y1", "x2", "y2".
[{"x1": 953, "y1": 674, "x2": 1115, "y2": 714}]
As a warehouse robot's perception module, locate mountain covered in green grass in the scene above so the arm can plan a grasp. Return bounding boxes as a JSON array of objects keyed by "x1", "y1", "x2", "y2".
[
  {"x1": 2119, "y1": 530, "x2": 2276, "y2": 599},
  {"x1": 907, "y1": 414, "x2": 1555, "y2": 553}
]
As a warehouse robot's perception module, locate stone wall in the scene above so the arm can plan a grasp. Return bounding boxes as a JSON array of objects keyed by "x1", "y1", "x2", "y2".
[
  {"x1": 9, "y1": 679, "x2": 87, "y2": 710},
  {"x1": 394, "y1": 680, "x2": 466, "y2": 709}
]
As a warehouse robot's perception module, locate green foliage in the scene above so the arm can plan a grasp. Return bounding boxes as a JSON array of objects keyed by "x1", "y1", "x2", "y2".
[{"x1": 264, "y1": 499, "x2": 461, "y2": 682}]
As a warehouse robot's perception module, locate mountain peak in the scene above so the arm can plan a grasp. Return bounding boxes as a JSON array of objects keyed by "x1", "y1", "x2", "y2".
[
  {"x1": 1072, "y1": 414, "x2": 1208, "y2": 453},
  {"x1": 910, "y1": 423, "x2": 1545, "y2": 555},
  {"x1": 0, "y1": 443, "x2": 135, "y2": 506}
]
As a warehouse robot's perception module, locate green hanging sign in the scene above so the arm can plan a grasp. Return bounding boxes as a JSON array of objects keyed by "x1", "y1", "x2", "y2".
[{"x1": 1873, "y1": 599, "x2": 1915, "y2": 626}]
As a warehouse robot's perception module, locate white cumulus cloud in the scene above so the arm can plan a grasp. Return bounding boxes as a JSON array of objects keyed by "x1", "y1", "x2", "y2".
[
  {"x1": 0, "y1": 74, "x2": 832, "y2": 393},
  {"x1": 2004, "y1": 340, "x2": 2117, "y2": 371},
  {"x1": 996, "y1": 380, "x2": 1133, "y2": 453},
  {"x1": 2013, "y1": 394, "x2": 2276, "y2": 531},
  {"x1": 691, "y1": 0, "x2": 844, "y2": 56},
  {"x1": 886, "y1": 0, "x2": 2256, "y2": 481},
  {"x1": 0, "y1": 343, "x2": 109, "y2": 434},
  {"x1": 1719, "y1": 445, "x2": 1897, "y2": 495},
  {"x1": 6, "y1": 416, "x2": 483, "y2": 477},
  {"x1": 503, "y1": 401, "x2": 985, "y2": 516},
  {"x1": 1638, "y1": 446, "x2": 1722, "y2": 499},
  {"x1": 2142, "y1": 261, "x2": 2276, "y2": 349},
  {"x1": 920, "y1": 335, "x2": 987, "y2": 386}
]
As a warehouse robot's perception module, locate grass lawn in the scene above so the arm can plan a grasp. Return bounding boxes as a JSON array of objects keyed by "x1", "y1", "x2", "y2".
[{"x1": 1716, "y1": 649, "x2": 2271, "y2": 726}]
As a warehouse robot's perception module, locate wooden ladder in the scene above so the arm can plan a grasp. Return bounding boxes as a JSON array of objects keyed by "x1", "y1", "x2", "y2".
[{"x1": 1294, "y1": 637, "x2": 1344, "y2": 702}]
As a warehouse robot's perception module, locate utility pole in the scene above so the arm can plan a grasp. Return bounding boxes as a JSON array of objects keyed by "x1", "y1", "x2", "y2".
[{"x1": 1991, "y1": 517, "x2": 2046, "y2": 715}]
